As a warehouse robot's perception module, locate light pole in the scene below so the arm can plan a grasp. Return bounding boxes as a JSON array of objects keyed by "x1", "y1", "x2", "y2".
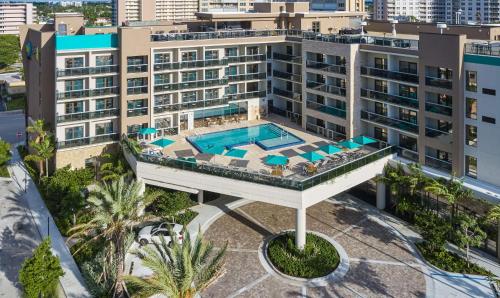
[
  {"x1": 360, "y1": 21, "x2": 367, "y2": 36},
  {"x1": 456, "y1": 9, "x2": 463, "y2": 25}
]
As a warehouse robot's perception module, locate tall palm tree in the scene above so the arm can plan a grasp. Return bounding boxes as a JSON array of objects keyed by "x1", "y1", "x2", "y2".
[
  {"x1": 125, "y1": 229, "x2": 227, "y2": 298},
  {"x1": 26, "y1": 119, "x2": 48, "y2": 143},
  {"x1": 69, "y1": 175, "x2": 161, "y2": 298},
  {"x1": 26, "y1": 137, "x2": 54, "y2": 177}
]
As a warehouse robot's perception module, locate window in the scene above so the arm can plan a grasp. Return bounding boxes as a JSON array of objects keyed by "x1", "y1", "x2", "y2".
[
  {"x1": 204, "y1": 50, "x2": 218, "y2": 60},
  {"x1": 154, "y1": 73, "x2": 170, "y2": 85},
  {"x1": 155, "y1": 117, "x2": 172, "y2": 129},
  {"x1": 96, "y1": 55, "x2": 113, "y2": 66},
  {"x1": 374, "y1": 127, "x2": 387, "y2": 142},
  {"x1": 226, "y1": 84, "x2": 237, "y2": 95},
  {"x1": 465, "y1": 155, "x2": 477, "y2": 179},
  {"x1": 127, "y1": 99, "x2": 147, "y2": 116},
  {"x1": 482, "y1": 88, "x2": 496, "y2": 96},
  {"x1": 374, "y1": 102, "x2": 387, "y2": 115},
  {"x1": 465, "y1": 125, "x2": 477, "y2": 146},
  {"x1": 482, "y1": 116, "x2": 496, "y2": 124},
  {"x1": 399, "y1": 84, "x2": 417, "y2": 99},
  {"x1": 65, "y1": 126, "x2": 83, "y2": 140},
  {"x1": 181, "y1": 71, "x2": 197, "y2": 82},
  {"x1": 58, "y1": 24, "x2": 67, "y2": 35},
  {"x1": 437, "y1": 93, "x2": 452, "y2": 106},
  {"x1": 182, "y1": 91, "x2": 197, "y2": 102},
  {"x1": 65, "y1": 57, "x2": 83, "y2": 68},
  {"x1": 127, "y1": 123, "x2": 147, "y2": 134},
  {"x1": 205, "y1": 89, "x2": 219, "y2": 100},
  {"x1": 95, "y1": 122, "x2": 113, "y2": 135},
  {"x1": 466, "y1": 70, "x2": 477, "y2": 92},
  {"x1": 127, "y1": 78, "x2": 147, "y2": 94},
  {"x1": 312, "y1": 21, "x2": 320, "y2": 33},
  {"x1": 399, "y1": 108, "x2": 418, "y2": 124},
  {"x1": 225, "y1": 47, "x2": 237, "y2": 57},
  {"x1": 127, "y1": 56, "x2": 146, "y2": 66},
  {"x1": 465, "y1": 98, "x2": 477, "y2": 119},
  {"x1": 95, "y1": 98, "x2": 114, "y2": 110},
  {"x1": 246, "y1": 64, "x2": 259, "y2": 74},
  {"x1": 65, "y1": 101, "x2": 84, "y2": 114},
  {"x1": 247, "y1": 82, "x2": 258, "y2": 92},
  {"x1": 65, "y1": 79, "x2": 84, "y2": 91},
  {"x1": 181, "y1": 51, "x2": 197, "y2": 61},
  {"x1": 154, "y1": 94, "x2": 171, "y2": 106},
  {"x1": 374, "y1": 80, "x2": 387, "y2": 93},
  {"x1": 374, "y1": 57, "x2": 387, "y2": 70},
  {"x1": 205, "y1": 69, "x2": 218, "y2": 80},
  {"x1": 95, "y1": 76, "x2": 114, "y2": 88},
  {"x1": 399, "y1": 61, "x2": 417, "y2": 74},
  {"x1": 154, "y1": 53, "x2": 171, "y2": 64},
  {"x1": 225, "y1": 66, "x2": 237, "y2": 76},
  {"x1": 437, "y1": 150, "x2": 451, "y2": 162},
  {"x1": 246, "y1": 46, "x2": 258, "y2": 55},
  {"x1": 399, "y1": 134, "x2": 417, "y2": 151}
]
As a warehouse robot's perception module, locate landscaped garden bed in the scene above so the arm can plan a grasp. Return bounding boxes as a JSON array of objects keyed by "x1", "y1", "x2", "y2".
[{"x1": 267, "y1": 232, "x2": 340, "y2": 278}]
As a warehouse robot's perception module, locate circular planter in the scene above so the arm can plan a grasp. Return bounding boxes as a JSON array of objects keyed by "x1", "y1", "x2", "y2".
[{"x1": 258, "y1": 230, "x2": 350, "y2": 287}]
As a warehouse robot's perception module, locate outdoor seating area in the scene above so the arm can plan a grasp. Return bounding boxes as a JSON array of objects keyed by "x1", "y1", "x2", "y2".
[{"x1": 129, "y1": 117, "x2": 386, "y2": 184}]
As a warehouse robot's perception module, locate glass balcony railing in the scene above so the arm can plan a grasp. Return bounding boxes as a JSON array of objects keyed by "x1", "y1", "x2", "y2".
[
  {"x1": 227, "y1": 54, "x2": 266, "y2": 63},
  {"x1": 425, "y1": 155, "x2": 452, "y2": 173},
  {"x1": 396, "y1": 147, "x2": 419, "y2": 162},
  {"x1": 305, "y1": 60, "x2": 346, "y2": 75},
  {"x1": 425, "y1": 127, "x2": 453, "y2": 144},
  {"x1": 123, "y1": 136, "x2": 394, "y2": 191},
  {"x1": 360, "y1": 66, "x2": 419, "y2": 84},
  {"x1": 154, "y1": 59, "x2": 230, "y2": 71},
  {"x1": 361, "y1": 110, "x2": 419, "y2": 134},
  {"x1": 57, "y1": 87, "x2": 119, "y2": 100},
  {"x1": 127, "y1": 86, "x2": 148, "y2": 95},
  {"x1": 305, "y1": 122, "x2": 346, "y2": 141},
  {"x1": 425, "y1": 76, "x2": 452, "y2": 89},
  {"x1": 273, "y1": 87, "x2": 302, "y2": 101},
  {"x1": 225, "y1": 90, "x2": 266, "y2": 101},
  {"x1": 360, "y1": 88, "x2": 419, "y2": 109},
  {"x1": 303, "y1": 32, "x2": 419, "y2": 50},
  {"x1": 272, "y1": 52, "x2": 302, "y2": 63},
  {"x1": 306, "y1": 100, "x2": 346, "y2": 119},
  {"x1": 306, "y1": 81, "x2": 346, "y2": 97},
  {"x1": 425, "y1": 102, "x2": 452, "y2": 116},
  {"x1": 227, "y1": 73, "x2": 266, "y2": 82},
  {"x1": 465, "y1": 43, "x2": 500, "y2": 57},
  {"x1": 154, "y1": 78, "x2": 229, "y2": 92},
  {"x1": 56, "y1": 65, "x2": 118, "y2": 77},
  {"x1": 272, "y1": 70, "x2": 302, "y2": 82},
  {"x1": 57, "y1": 133, "x2": 120, "y2": 149},
  {"x1": 56, "y1": 108, "x2": 119, "y2": 123},
  {"x1": 127, "y1": 108, "x2": 148, "y2": 117},
  {"x1": 151, "y1": 29, "x2": 302, "y2": 42},
  {"x1": 127, "y1": 64, "x2": 148, "y2": 73}
]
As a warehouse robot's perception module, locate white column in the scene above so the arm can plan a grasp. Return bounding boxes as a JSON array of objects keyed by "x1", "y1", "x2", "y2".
[
  {"x1": 296, "y1": 207, "x2": 306, "y2": 249},
  {"x1": 197, "y1": 190, "x2": 204, "y2": 205},
  {"x1": 376, "y1": 176, "x2": 386, "y2": 210},
  {"x1": 497, "y1": 221, "x2": 500, "y2": 260},
  {"x1": 137, "y1": 177, "x2": 146, "y2": 216}
]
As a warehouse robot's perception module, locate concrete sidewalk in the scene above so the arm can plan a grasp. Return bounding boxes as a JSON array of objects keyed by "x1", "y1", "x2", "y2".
[{"x1": 8, "y1": 147, "x2": 90, "y2": 298}]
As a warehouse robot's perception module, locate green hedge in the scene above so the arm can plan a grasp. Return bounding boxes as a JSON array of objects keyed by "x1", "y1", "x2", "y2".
[{"x1": 267, "y1": 232, "x2": 340, "y2": 278}]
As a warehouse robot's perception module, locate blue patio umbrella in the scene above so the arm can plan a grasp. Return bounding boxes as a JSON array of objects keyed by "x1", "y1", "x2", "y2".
[
  {"x1": 204, "y1": 146, "x2": 225, "y2": 155},
  {"x1": 265, "y1": 155, "x2": 289, "y2": 166},
  {"x1": 338, "y1": 140, "x2": 362, "y2": 149},
  {"x1": 319, "y1": 144, "x2": 342, "y2": 154},
  {"x1": 352, "y1": 135, "x2": 377, "y2": 145},
  {"x1": 300, "y1": 151, "x2": 325, "y2": 163},
  {"x1": 150, "y1": 138, "x2": 174, "y2": 148},
  {"x1": 138, "y1": 127, "x2": 157, "y2": 135},
  {"x1": 225, "y1": 148, "x2": 247, "y2": 158}
]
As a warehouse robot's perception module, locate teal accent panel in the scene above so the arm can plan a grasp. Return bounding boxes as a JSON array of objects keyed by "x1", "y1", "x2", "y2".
[
  {"x1": 464, "y1": 54, "x2": 500, "y2": 66},
  {"x1": 56, "y1": 33, "x2": 118, "y2": 51}
]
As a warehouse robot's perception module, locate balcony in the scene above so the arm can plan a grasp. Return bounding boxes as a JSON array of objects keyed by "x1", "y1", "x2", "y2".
[
  {"x1": 56, "y1": 108, "x2": 119, "y2": 123},
  {"x1": 306, "y1": 81, "x2": 346, "y2": 97},
  {"x1": 127, "y1": 64, "x2": 148, "y2": 73},
  {"x1": 306, "y1": 100, "x2": 346, "y2": 119},
  {"x1": 56, "y1": 65, "x2": 118, "y2": 77},
  {"x1": 57, "y1": 87, "x2": 119, "y2": 100},
  {"x1": 425, "y1": 102, "x2": 452, "y2": 116},
  {"x1": 227, "y1": 73, "x2": 266, "y2": 82},
  {"x1": 396, "y1": 147, "x2": 419, "y2": 162},
  {"x1": 154, "y1": 59, "x2": 229, "y2": 71},
  {"x1": 151, "y1": 29, "x2": 302, "y2": 42},
  {"x1": 425, "y1": 127, "x2": 452, "y2": 144},
  {"x1": 225, "y1": 91, "x2": 266, "y2": 101},
  {"x1": 425, "y1": 155, "x2": 452, "y2": 173},
  {"x1": 127, "y1": 86, "x2": 148, "y2": 95},
  {"x1": 272, "y1": 52, "x2": 302, "y2": 64},
  {"x1": 154, "y1": 97, "x2": 230, "y2": 113},
  {"x1": 272, "y1": 70, "x2": 302, "y2": 82},
  {"x1": 305, "y1": 60, "x2": 346, "y2": 75},
  {"x1": 227, "y1": 54, "x2": 266, "y2": 63},
  {"x1": 361, "y1": 110, "x2": 419, "y2": 134},
  {"x1": 360, "y1": 88, "x2": 419, "y2": 109},
  {"x1": 57, "y1": 133, "x2": 120, "y2": 149},
  {"x1": 127, "y1": 107, "x2": 148, "y2": 117},
  {"x1": 360, "y1": 66, "x2": 419, "y2": 84},
  {"x1": 155, "y1": 78, "x2": 229, "y2": 92},
  {"x1": 425, "y1": 76, "x2": 452, "y2": 89},
  {"x1": 273, "y1": 87, "x2": 302, "y2": 102}
]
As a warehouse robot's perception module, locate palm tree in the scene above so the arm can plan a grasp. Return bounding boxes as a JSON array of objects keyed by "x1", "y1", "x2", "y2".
[
  {"x1": 69, "y1": 176, "x2": 162, "y2": 298},
  {"x1": 99, "y1": 153, "x2": 130, "y2": 182},
  {"x1": 125, "y1": 229, "x2": 227, "y2": 298},
  {"x1": 26, "y1": 119, "x2": 48, "y2": 143},
  {"x1": 26, "y1": 137, "x2": 54, "y2": 177},
  {"x1": 487, "y1": 205, "x2": 500, "y2": 258}
]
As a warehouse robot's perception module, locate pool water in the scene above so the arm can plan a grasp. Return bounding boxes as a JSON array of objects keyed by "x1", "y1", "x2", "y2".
[{"x1": 187, "y1": 123, "x2": 305, "y2": 153}]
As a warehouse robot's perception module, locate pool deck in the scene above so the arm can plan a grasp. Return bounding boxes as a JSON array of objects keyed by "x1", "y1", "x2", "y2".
[{"x1": 147, "y1": 115, "x2": 377, "y2": 179}]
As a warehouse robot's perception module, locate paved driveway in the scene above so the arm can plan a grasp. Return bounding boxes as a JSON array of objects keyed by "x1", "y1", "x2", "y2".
[{"x1": 0, "y1": 110, "x2": 25, "y2": 144}]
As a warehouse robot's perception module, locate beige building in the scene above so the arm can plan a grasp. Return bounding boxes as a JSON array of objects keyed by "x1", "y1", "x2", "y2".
[
  {"x1": 0, "y1": 3, "x2": 35, "y2": 35},
  {"x1": 112, "y1": 0, "x2": 199, "y2": 25}
]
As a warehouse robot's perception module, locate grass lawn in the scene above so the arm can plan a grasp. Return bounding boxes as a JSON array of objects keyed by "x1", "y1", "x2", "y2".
[
  {"x1": 5, "y1": 95, "x2": 25, "y2": 111},
  {"x1": 0, "y1": 165, "x2": 10, "y2": 177}
]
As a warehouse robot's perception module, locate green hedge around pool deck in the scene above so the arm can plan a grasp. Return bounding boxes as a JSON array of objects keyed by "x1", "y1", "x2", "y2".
[{"x1": 267, "y1": 232, "x2": 340, "y2": 278}]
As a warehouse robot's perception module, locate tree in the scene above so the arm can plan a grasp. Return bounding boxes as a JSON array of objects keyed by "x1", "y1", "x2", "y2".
[
  {"x1": 415, "y1": 211, "x2": 451, "y2": 252},
  {"x1": 0, "y1": 139, "x2": 11, "y2": 166},
  {"x1": 98, "y1": 152, "x2": 130, "y2": 182},
  {"x1": 486, "y1": 205, "x2": 500, "y2": 258},
  {"x1": 26, "y1": 119, "x2": 48, "y2": 144},
  {"x1": 453, "y1": 214, "x2": 487, "y2": 266},
  {"x1": 19, "y1": 238, "x2": 64, "y2": 298},
  {"x1": 0, "y1": 35, "x2": 20, "y2": 69},
  {"x1": 125, "y1": 229, "x2": 227, "y2": 298},
  {"x1": 25, "y1": 136, "x2": 55, "y2": 178},
  {"x1": 69, "y1": 175, "x2": 162, "y2": 298}
]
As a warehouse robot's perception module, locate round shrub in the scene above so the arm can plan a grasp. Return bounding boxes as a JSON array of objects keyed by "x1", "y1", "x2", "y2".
[{"x1": 267, "y1": 232, "x2": 340, "y2": 278}]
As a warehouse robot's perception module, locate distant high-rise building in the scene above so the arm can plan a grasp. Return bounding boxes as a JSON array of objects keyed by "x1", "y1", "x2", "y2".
[
  {"x1": 0, "y1": 3, "x2": 35, "y2": 35},
  {"x1": 311, "y1": 0, "x2": 364, "y2": 12},
  {"x1": 445, "y1": 0, "x2": 500, "y2": 24},
  {"x1": 111, "y1": 0, "x2": 199, "y2": 25}
]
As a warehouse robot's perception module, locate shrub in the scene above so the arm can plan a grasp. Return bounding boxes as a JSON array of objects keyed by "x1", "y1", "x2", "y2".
[
  {"x1": 415, "y1": 211, "x2": 451, "y2": 252},
  {"x1": 174, "y1": 209, "x2": 198, "y2": 226},
  {"x1": 0, "y1": 139, "x2": 11, "y2": 166},
  {"x1": 147, "y1": 188, "x2": 195, "y2": 220},
  {"x1": 19, "y1": 238, "x2": 64, "y2": 298},
  {"x1": 267, "y1": 232, "x2": 340, "y2": 278}
]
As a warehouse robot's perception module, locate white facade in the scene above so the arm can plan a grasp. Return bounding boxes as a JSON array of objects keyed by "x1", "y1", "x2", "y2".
[{"x1": 0, "y1": 3, "x2": 35, "y2": 35}]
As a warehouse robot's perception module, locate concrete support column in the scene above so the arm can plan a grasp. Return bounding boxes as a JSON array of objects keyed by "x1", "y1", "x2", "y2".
[
  {"x1": 376, "y1": 176, "x2": 386, "y2": 210},
  {"x1": 497, "y1": 221, "x2": 500, "y2": 260},
  {"x1": 197, "y1": 190, "x2": 204, "y2": 205},
  {"x1": 296, "y1": 207, "x2": 306, "y2": 249},
  {"x1": 137, "y1": 177, "x2": 146, "y2": 196}
]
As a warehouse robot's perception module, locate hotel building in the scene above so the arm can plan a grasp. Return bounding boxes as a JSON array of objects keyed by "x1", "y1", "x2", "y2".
[
  {"x1": 20, "y1": 3, "x2": 500, "y2": 248},
  {"x1": 111, "y1": 0, "x2": 199, "y2": 25},
  {"x1": 0, "y1": 3, "x2": 35, "y2": 35}
]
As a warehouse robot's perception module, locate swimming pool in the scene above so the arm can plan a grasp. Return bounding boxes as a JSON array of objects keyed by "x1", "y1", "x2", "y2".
[{"x1": 187, "y1": 123, "x2": 305, "y2": 153}]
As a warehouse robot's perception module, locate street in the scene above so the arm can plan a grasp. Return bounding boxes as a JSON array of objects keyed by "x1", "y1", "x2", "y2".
[{"x1": 0, "y1": 110, "x2": 25, "y2": 144}]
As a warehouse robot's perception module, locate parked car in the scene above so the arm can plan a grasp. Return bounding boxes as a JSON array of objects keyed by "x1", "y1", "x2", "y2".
[{"x1": 137, "y1": 222, "x2": 184, "y2": 246}]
